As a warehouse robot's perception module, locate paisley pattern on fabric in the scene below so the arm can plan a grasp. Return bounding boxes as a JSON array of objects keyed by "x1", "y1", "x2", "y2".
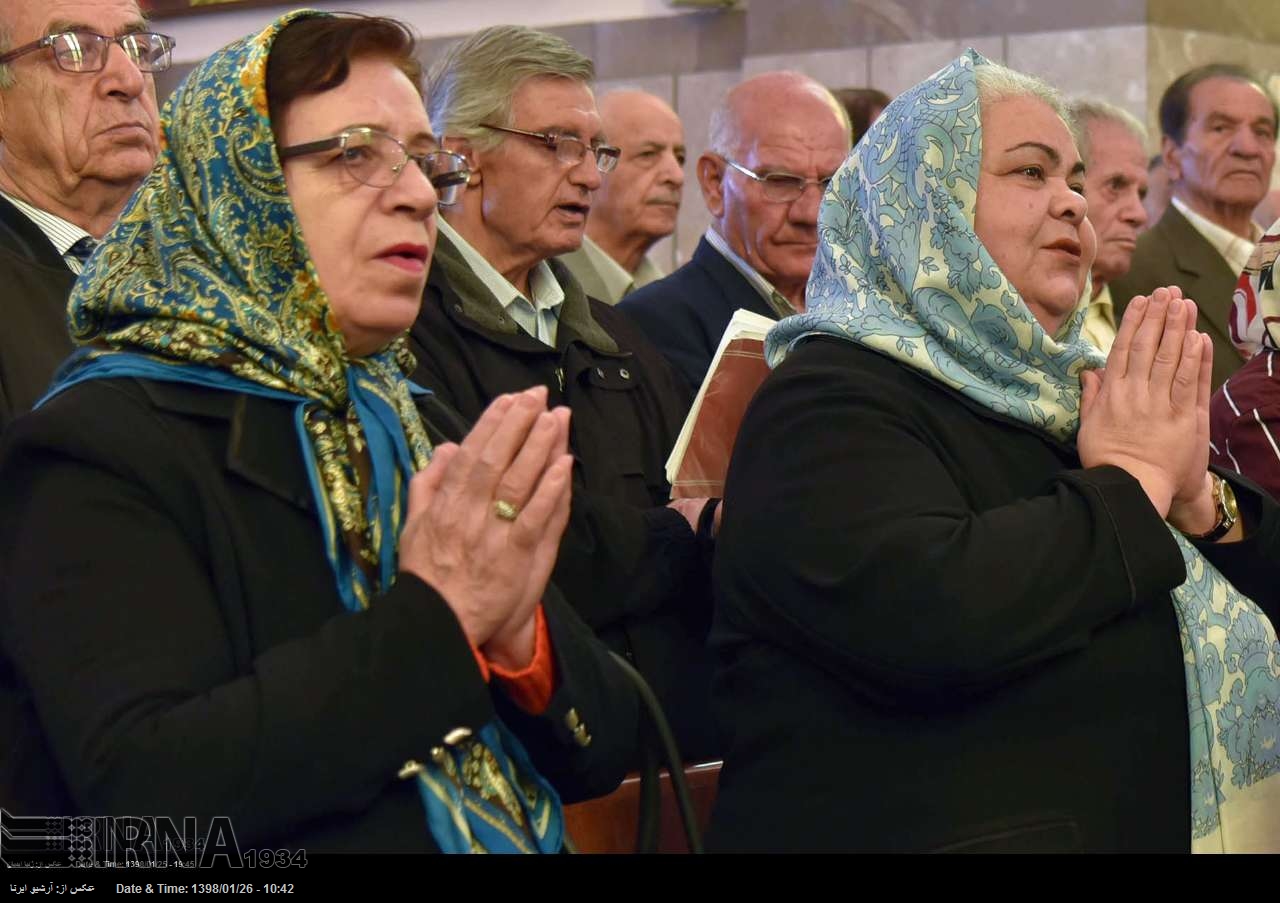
[
  {"x1": 768, "y1": 49, "x2": 1280, "y2": 851},
  {"x1": 66, "y1": 7, "x2": 429, "y2": 609},
  {"x1": 415, "y1": 722, "x2": 563, "y2": 854},
  {"x1": 49, "y1": 8, "x2": 562, "y2": 854},
  {"x1": 768, "y1": 49, "x2": 1103, "y2": 442},
  {"x1": 1172, "y1": 533, "x2": 1280, "y2": 849}
]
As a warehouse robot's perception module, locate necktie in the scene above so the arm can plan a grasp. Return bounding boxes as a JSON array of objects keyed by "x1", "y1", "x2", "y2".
[
  {"x1": 766, "y1": 289, "x2": 797, "y2": 319},
  {"x1": 65, "y1": 237, "x2": 98, "y2": 274}
]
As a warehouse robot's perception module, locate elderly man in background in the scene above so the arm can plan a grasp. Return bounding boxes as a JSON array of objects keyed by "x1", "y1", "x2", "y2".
[
  {"x1": 619, "y1": 71, "x2": 851, "y2": 390},
  {"x1": 1111, "y1": 64, "x2": 1278, "y2": 389},
  {"x1": 0, "y1": 0, "x2": 167, "y2": 429},
  {"x1": 411, "y1": 25, "x2": 720, "y2": 760},
  {"x1": 1069, "y1": 99, "x2": 1150, "y2": 354},
  {"x1": 559, "y1": 89, "x2": 685, "y2": 304}
]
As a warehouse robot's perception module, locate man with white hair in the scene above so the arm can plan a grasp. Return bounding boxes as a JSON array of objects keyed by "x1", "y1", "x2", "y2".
[
  {"x1": 619, "y1": 71, "x2": 851, "y2": 389},
  {"x1": 1068, "y1": 99, "x2": 1150, "y2": 354},
  {"x1": 409, "y1": 25, "x2": 720, "y2": 760},
  {"x1": 559, "y1": 89, "x2": 685, "y2": 304},
  {"x1": 0, "y1": 0, "x2": 168, "y2": 429}
]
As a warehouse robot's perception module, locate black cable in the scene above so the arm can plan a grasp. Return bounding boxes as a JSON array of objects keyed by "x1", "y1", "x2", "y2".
[
  {"x1": 607, "y1": 650, "x2": 704, "y2": 854},
  {"x1": 634, "y1": 728, "x2": 660, "y2": 853}
]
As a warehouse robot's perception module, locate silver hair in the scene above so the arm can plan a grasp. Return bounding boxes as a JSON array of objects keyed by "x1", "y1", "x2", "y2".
[
  {"x1": 972, "y1": 61, "x2": 1080, "y2": 153},
  {"x1": 1067, "y1": 97, "x2": 1149, "y2": 166},
  {"x1": 707, "y1": 71, "x2": 851, "y2": 157},
  {"x1": 0, "y1": 20, "x2": 13, "y2": 90},
  {"x1": 425, "y1": 25, "x2": 594, "y2": 153},
  {"x1": 973, "y1": 61, "x2": 1071, "y2": 123}
]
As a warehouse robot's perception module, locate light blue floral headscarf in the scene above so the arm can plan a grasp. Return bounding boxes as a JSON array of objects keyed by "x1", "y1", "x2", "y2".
[{"x1": 770, "y1": 50, "x2": 1280, "y2": 851}]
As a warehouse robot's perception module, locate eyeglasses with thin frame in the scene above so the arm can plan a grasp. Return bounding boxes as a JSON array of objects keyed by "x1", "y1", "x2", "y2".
[
  {"x1": 479, "y1": 123, "x2": 621, "y2": 173},
  {"x1": 0, "y1": 30, "x2": 175, "y2": 74},
  {"x1": 720, "y1": 156, "x2": 834, "y2": 204},
  {"x1": 277, "y1": 127, "x2": 471, "y2": 205}
]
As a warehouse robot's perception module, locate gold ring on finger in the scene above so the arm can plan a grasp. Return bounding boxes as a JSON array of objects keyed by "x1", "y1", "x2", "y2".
[{"x1": 493, "y1": 499, "x2": 520, "y2": 522}]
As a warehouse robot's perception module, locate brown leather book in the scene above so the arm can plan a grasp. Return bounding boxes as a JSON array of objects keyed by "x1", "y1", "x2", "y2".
[{"x1": 667, "y1": 310, "x2": 775, "y2": 499}]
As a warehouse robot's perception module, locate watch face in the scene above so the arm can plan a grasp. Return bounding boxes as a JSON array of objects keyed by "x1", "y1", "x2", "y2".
[{"x1": 1222, "y1": 480, "x2": 1240, "y2": 520}]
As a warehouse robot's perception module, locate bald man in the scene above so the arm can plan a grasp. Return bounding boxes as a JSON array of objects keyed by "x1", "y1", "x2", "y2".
[
  {"x1": 559, "y1": 89, "x2": 686, "y2": 304},
  {"x1": 619, "y1": 71, "x2": 850, "y2": 388}
]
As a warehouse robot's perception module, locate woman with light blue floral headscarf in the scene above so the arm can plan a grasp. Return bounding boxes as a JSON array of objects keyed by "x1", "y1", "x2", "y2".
[
  {"x1": 709, "y1": 52, "x2": 1280, "y2": 852},
  {"x1": 0, "y1": 10, "x2": 638, "y2": 854}
]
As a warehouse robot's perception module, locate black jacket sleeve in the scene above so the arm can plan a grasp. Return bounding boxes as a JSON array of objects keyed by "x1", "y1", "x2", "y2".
[
  {"x1": 0, "y1": 386, "x2": 635, "y2": 842},
  {"x1": 0, "y1": 446, "x2": 487, "y2": 839},
  {"x1": 412, "y1": 371, "x2": 704, "y2": 630},
  {"x1": 1195, "y1": 469, "x2": 1280, "y2": 621},
  {"x1": 494, "y1": 590, "x2": 638, "y2": 803}
]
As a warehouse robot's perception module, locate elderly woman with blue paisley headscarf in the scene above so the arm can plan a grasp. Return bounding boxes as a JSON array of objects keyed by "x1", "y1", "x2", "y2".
[
  {"x1": 709, "y1": 52, "x2": 1280, "y2": 852},
  {"x1": 0, "y1": 11, "x2": 638, "y2": 853}
]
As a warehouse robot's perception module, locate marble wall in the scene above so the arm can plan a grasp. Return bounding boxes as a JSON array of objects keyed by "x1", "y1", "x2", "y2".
[{"x1": 149, "y1": 0, "x2": 1280, "y2": 270}]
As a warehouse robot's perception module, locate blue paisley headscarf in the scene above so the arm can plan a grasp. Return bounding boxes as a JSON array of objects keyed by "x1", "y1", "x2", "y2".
[
  {"x1": 43, "y1": 9, "x2": 562, "y2": 855},
  {"x1": 770, "y1": 50, "x2": 1280, "y2": 852}
]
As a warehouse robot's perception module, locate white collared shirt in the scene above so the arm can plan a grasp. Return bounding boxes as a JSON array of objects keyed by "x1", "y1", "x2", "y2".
[
  {"x1": 703, "y1": 227, "x2": 796, "y2": 317},
  {"x1": 0, "y1": 191, "x2": 92, "y2": 275},
  {"x1": 563, "y1": 235, "x2": 665, "y2": 304},
  {"x1": 1172, "y1": 195, "x2": 1262, "y2": 279},
  {"x1": 438, "y1": 218, "x2": 565, "y2": 346}
]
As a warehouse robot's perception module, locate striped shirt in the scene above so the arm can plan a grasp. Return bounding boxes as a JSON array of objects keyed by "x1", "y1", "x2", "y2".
[
  {"x1": 1210, "y1": 347, "x2": 1280, "y2": 500},
  {"x1": 0, "y1": 191, "x2": 92, "y2": 275}
]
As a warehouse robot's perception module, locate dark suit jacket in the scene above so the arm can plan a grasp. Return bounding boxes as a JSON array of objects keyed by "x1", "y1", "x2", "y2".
[
  {"x1": 0, "y1": 196, "x2": 76, "y2": 431},
  {"x1": 619, "y1": 236, "x2": 781, "y2": 390},
  {"x1": 408, "y1": 232, "x2": 720, "y2": 760},
  {"x1": 1109, "y1": 204, "x2": 1246, "y2": 390},
  {"x1": 709, "y1": 336, "x2": 1280, "y2": 852},
  {"x1": 0, "y1": 378, "x2": 638, "y2": 849}
]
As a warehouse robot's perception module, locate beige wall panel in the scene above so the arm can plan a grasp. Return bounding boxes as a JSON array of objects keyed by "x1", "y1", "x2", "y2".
[
  {"x1": 870, "y1": 39, "x2": 966, "y2": 98},
  {"x1": 595, "y1": 75, "x2": 678, "y2": 107},
  {"x1": 1147, "y1": 26, "x2": 1263, "y2": 140},
  {"x1": 741, "y1": 48, "x2": 870, "y2": 90},
  {"x1": 673, "y1": 69, "x2": 743, "y2": 266},
  {"x1": 1006, "y1": 26, "x2": 1149, "y2": 126}
]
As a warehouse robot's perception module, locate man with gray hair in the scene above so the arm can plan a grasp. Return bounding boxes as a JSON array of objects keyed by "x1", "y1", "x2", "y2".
[
  {"x1": 1068, "y1": 98, "x2": 1150, "y2": 354},
  {"x1": 408, "y1": 25, "x2": 720, "y2": 761},
  {"x1": 619, "y1": 71, "x2": 851, "y2": 389},
  {"x1": 559, "y1": 89, "x2": 685, "y2": 304},
  {"x1": 1111, "y1": 64, "x2": 1278, "y2": 389},
  {"x1": 0, "y1": 0, "x2": 168, "y2": 430}
]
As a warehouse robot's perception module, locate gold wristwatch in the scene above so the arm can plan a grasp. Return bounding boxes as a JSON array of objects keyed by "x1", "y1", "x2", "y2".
[{"x1": 1184, "y1": 473, "x2": 1239, "y2": 542}]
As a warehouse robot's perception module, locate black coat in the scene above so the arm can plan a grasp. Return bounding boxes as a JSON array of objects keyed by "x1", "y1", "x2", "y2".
[
  {"x1": 709, "y1": 336, "x2": 1280, "y2": 852},
  {"x1": 0, "y1": 378, "x2": 638, "y2": 851},
  {"x1": 408, "y1": 232, "x2": 720, "y2": 760},
  {"x1": 0, "y1": 195, "x2": 76, "y2": 432},
  {"x1": 619, "y1": 236, "x2": 781, "y2": 391}
]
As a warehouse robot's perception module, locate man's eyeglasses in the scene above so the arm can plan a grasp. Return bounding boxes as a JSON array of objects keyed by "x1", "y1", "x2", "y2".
[
  {"x1": 721, "y1": 156, "x2": 834, "y2": 204},
  {"x1": 480, "y1": 124, "x2": 620, "y2": 173},
  {"x1": 0, "y1": 31, "x2": 175, "y2": 74},
  {"x1": 278, "y1": 127, "x2": 471, "y2": 205}
]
